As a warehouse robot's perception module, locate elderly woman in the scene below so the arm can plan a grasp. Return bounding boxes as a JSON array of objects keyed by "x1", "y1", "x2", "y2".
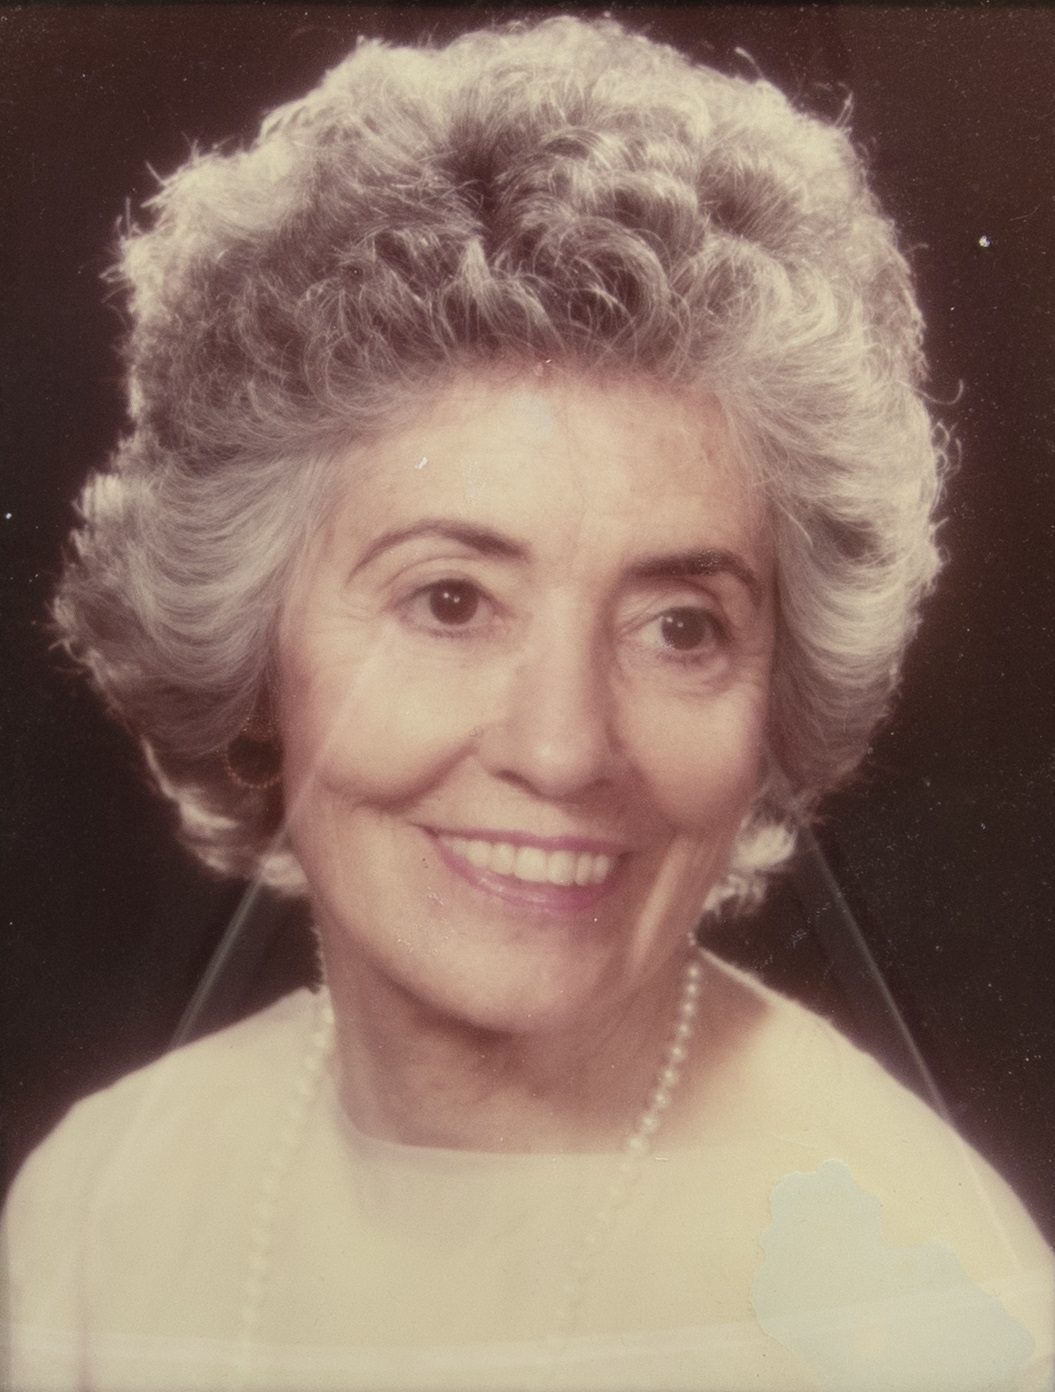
[{"x1": 4, "y1": 15, "x2": 1052, "y2": 1392}]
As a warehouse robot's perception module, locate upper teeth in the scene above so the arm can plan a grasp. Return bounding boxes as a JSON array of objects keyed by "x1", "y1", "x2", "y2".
[{"x1": 439, "y1": 836, "x2": 616, "y2": 887}]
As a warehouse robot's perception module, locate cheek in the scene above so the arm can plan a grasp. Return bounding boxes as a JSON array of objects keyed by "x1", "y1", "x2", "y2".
[
  {"x1": 277, "y1": 634, "x2": 484, "y2": 810},
  {"x1": 623, "y1": 692, "x2": 768, "y2": 834}
]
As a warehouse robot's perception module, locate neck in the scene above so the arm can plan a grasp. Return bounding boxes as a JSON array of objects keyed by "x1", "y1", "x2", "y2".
[{"x1": 321, "y1": 944, "x2": 699, "y2": 1154}]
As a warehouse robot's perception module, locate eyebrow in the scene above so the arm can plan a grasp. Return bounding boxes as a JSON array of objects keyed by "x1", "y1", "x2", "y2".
[
  {"x1": 353, "y1": 520, "x2": 527, "y2": 572},
  {"x1": 354, "y1": 520, "x2": 762, "y2": 605},
  {"x1": 627, "y1": 549, "x2": 764, "y2": 606}
]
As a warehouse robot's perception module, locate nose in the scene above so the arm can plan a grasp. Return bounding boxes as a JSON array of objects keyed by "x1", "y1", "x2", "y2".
[{"x1": 477, "y1": 621, "x2": 623, "y2": 800}]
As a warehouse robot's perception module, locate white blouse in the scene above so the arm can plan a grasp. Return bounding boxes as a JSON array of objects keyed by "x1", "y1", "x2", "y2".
[{"x1": 4, "y1": 956, "x2": 1052, "y2": 1391}]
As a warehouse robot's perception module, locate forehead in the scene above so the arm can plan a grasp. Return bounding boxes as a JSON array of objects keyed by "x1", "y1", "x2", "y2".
[{"x1": 327, "y1": 372, "x2": 768, "y2": 561}]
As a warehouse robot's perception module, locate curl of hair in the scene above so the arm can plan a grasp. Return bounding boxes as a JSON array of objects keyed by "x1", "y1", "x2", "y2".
[{"x1": 54, "y1": 17, "x2": 947, "y2": 910}]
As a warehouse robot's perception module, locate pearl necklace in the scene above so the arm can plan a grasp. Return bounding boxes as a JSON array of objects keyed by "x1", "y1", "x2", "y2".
[
  {"x1": 235, "y1": 989, "x2": 335, "y2": 1386},
  {"x1": 553, "y1": 941, "x2": 702, "y2": 1336},
  {"x1": 234, "y1": 940, "x2": 703, "y2": 1386}
]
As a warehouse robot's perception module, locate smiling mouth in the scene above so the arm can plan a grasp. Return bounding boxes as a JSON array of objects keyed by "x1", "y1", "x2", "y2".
[{"x1": 434, "y1": 834, "x2": 618, "y2": 888}]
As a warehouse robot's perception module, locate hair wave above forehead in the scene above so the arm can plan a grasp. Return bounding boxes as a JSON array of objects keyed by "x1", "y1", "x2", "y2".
[{"x1": 55, "y1": 15, "x2": 947, "y2": 911}]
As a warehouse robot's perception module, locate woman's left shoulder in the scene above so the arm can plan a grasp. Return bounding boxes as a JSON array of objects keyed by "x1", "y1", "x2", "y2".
[
  {"x1": 699, "y1": 952, "x2": 1053, "y2": 1269},
  {"x1": 698, "y1": 954, "x2": 1054, "y2": 1389}
]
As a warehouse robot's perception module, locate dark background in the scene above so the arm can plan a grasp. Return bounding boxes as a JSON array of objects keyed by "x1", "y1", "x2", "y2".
[{"x1": 2, "y1": 4, "x2": 1052, "y2": 1242}]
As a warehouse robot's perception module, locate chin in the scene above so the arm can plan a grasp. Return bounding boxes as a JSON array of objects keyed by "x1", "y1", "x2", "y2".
[{"x1": 379, "y1": 918, "x2": 675, "y2": 1042}]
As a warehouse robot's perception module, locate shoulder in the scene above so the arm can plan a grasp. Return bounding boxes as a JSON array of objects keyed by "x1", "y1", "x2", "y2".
[
  {"x1": 697, "y1": 954, "x2": 1054, "y2": 1386},
  {"x1": 701, "y1": 951, "x2": 1051, "y2": 1259},
  {"x1": 1, "y1": 990, "x2": 320, "y2": 1386},
  {"x1": 4, "y1": 987, "x2": 319, "y2": 1238}
]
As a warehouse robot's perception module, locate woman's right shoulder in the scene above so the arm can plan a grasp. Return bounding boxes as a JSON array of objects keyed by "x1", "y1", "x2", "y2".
[
  {"x1": 5, "y1": 987, "x2": 319, "y2": 1218},
  {"x1": 1, "y1": 990, "x2": 322, "y2": 1387}
]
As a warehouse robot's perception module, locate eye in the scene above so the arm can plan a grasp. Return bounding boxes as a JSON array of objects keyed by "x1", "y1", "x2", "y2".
[
  {"x1": 655, "y1": 606, "x2": 723, "y2": 652},
  {"x1": 624, "y1": 601, "x2": 728, "y2": 673},
  {"x1": 412, "y1": 579, "x2": 484, "y2": 628}
]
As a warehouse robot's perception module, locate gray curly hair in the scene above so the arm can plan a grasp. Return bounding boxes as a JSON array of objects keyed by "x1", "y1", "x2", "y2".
[{"x1": 54, "y1": 16, "x2": 946, "y2": 909}]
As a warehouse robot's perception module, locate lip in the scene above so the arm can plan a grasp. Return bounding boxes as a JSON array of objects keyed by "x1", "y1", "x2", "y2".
[{"x1": 425, "y1": 828, "x2": 626, "y2": 915}]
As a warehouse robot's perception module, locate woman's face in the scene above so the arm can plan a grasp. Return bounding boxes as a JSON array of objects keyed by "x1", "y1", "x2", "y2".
[{"x1": 277, "y1": 373, "x2": 774, "y2": 1035}]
